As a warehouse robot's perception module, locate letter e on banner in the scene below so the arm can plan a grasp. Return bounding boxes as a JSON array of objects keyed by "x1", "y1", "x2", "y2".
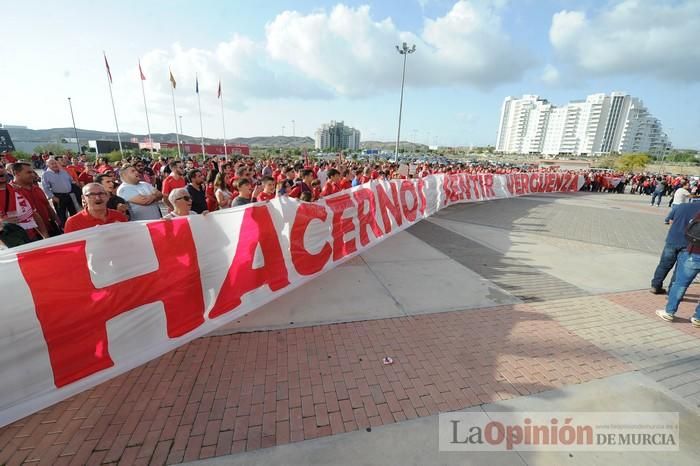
[
  {"x1": 326, "y1": 193, "x2": 358, "y2": 261},
  {"x1": 17, "y1": 220, "x2": 205, "y2": 387},
  {"x1": 290, "y1": 203, "x2": 332, "y2": 275},
  {"x1": 209, "y1": 205, "x2": 290, "y2": 318}
]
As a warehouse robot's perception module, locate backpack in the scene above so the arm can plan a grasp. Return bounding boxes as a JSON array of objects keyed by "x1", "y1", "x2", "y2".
[{"x1": 685, "y1": 218, "x2": 700, "y2": 246}]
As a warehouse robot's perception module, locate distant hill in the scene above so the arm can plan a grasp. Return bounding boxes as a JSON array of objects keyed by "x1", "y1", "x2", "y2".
[
  {"x1": 361, "y1": 140, "x2": 429, "y2": 151},
  {"x1": 5, "y1": 127, "x2": 315, "y2": 150}
]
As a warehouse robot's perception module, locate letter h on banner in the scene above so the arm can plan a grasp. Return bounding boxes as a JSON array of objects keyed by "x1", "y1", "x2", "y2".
[{"x1": 17, "y1": 220, "x2": 205, "y2": 387}]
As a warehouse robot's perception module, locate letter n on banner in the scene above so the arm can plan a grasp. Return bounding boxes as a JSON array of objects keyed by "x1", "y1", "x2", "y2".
[
  {"x1": 17, "y1": 220, "x2": 205, "y2": 387},
  {"x1": 209, "y1": 205, "x2": 290, "y2": 318}
]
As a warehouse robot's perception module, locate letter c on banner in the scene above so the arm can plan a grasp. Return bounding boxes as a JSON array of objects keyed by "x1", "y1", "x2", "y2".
[{"x1": 290, "y1": 202, "x2": 332, "y2": 275}]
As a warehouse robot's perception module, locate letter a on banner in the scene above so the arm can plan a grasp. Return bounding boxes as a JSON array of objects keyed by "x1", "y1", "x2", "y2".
[{"x1": 209, "y1": 205, "x2": 290, "y2": 318}]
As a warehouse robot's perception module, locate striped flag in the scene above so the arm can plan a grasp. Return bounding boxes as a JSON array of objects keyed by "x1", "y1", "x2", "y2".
[
  {"x1": 169, "y1": 69, "x2": 177, "y2": 89},
  {"x1": 139, "y1": 61, "x2": 146, "y2": 80},
  {"x1": 103, "y1": 52, "x2": 113, "y2": 83},
  {"x1": 217, "y1": 80, "x2": 221, "y2": 98},
  {"x1": 195, "y1": 74, "x2": 199, "y2": 94}
]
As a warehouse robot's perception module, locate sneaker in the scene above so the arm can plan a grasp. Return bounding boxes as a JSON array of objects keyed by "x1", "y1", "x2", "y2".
[
  {"x1": 650, "y1": 287, "x2": 667, "y2": 295},
  {"x1": 691, "y1": 317, "x2": 700, "y2": 328},
  {"x1": 656, "y1": 310, "x2": 675, "y2": 322}
]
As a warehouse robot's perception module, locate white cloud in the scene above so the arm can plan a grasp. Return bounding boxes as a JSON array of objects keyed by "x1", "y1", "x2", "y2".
[
  {"x1": 541, "y1": 64, "x2": 560, "y2": 84},
  {"x1": 550, "y1": 0, "x2": 700, "y2": 81},
  {"x1": 265, "y1": 1, "x2": 533, "y2": 96}
]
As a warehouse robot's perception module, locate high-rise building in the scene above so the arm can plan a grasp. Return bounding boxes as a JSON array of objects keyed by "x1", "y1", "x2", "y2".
[
  {"x1": 315, "y1": 121, "x2": 361, "y2": 150},
  {"x1": 495, "y1": 93, "x2": 670, "y2": 156}
]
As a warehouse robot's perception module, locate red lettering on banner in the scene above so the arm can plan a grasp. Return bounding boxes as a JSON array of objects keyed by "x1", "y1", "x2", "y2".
[
  {"x1": 290, "y1": 203, "x2": 332, "y2": 275},
  {"x1": 442, "y1": 176, "x2": 453, "y2": 205},
  {"x1": 470, "y1": 175, "x2": 482, "y2": 199},
  {"x1": 209, "y1": 205, "x2": 290, "y2": 318},
  {"x1": 513, "y1": 174, "x2": 522, "y2": 195},
  {"x1": 544, "y1": 173, "x2": 557, "y2": 193},
  {"x1": 483, "y1": 174, "x2": 496, "y2": 198},
  {"x1": 538, "y1": 173, "x2": 546, "y2": 192},
  {"x1": 354, "y1": 188, "x2": 383, "y2": 247},
  {"x1": 376, "y1": 183, "x2": 404, "y2": 232},
  {"x1": 553, "y1": 173, "x2": 564, "y2": 191},
  {"x1": 327, "y1": 193, "x2": 358, "y2": 261},
  {"x1": 17, "y1": 219, "x2": 205, "y2": 387},
  {"x1": 447, "y1": 176, "x2": 461, "y2": 202},
  {"x1": 456, "y1": 175, "x2": 467, "y2": 200},
  {"x1": 400, "y1": 181, "x2": 419, "y2": 222},
  {"x1": 461, "y1": 175, "x2": 472, "y2": 200},
  {"x1": 529, "y1": 173, "x2": 539, "y2": 193},
  {"x1": 521, "y1": 174, "x2": 531, "y2": 194},
  {"x1": 568, "y1": 174, "x2": 580, "y2": 191},
  {"x1": 417, "y1": 178, "x2": 427, "y2": 215},
  {"x1": 506, "y1": 175, "x2": 515, "y2": 195}
]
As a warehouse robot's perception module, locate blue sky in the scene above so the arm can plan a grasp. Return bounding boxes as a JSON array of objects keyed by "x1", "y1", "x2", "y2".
[{"x1": 2, "y1": 0, "x2": 698, "y2": 148}]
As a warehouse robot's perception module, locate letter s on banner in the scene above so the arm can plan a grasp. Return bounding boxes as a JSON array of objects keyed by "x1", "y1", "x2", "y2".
[{"x1": 17, "y1": 219, "x2": 205, "y2": 387}]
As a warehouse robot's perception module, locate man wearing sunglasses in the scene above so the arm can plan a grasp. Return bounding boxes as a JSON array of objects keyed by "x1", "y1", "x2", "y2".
[{"x1": 63, "y1": 183, "x2": 128, "y2": 233}]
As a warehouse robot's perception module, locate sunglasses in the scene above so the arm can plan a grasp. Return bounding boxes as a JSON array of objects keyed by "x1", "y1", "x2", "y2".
[{"x1": 175, "y1": 195, "x2": 192, "y2": 201}]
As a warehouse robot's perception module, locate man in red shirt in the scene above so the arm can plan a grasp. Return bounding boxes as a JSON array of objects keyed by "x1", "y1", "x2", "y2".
[
  {"x1": 257, "y1": 176, "x2": 277, "y2": 202},
  {"x1": 320, "y1": 169, "x2": 342, "y2": 197},
  {"x1": 288, "y1": 169, "x2": 314, "y2": 199},
  {"x1": 162, "y1": 160, "x2": 186, "y2": 211},
  {"x1": 64, "y1": 183, "x2": 128, "y2": 233},
  {"x1": 10, "y1": 162, "x2": 59, "y2": 236}
]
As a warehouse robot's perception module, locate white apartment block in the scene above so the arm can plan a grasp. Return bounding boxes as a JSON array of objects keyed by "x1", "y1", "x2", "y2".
[
  {"x1": 315, "y1": 121, "x2": 361, "y2": 151},
  {"x1": 496, "y1": 92, "x2": 670, "y2": 156}
]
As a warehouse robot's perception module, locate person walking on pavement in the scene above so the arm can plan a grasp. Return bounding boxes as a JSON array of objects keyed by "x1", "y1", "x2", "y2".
[
  {"x1": 650, "y1": 201, "x2": 700, "y2": 294},
  {"x1": 650, "y1": 176, "x2": 666, "y2": 207},
  {"x1": 657, "y1": 210, "x2": 700, "y2": 328}
]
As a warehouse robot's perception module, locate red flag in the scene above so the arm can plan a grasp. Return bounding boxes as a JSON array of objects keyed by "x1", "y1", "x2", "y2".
[
  {"x1": 217, "y1": 80, "x2": 221, "y2": 98},
  {"x1": 103, "y1": 52, "x2": 113, "y2": 83},
  {"x1": 138, "y1": 61, "x2": 146, "y2": 81}
]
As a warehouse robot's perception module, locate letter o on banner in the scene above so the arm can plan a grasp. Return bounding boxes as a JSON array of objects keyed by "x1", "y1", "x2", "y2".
[{"x1": 400, "y1": 181, "x2": 418, "y2": 222}]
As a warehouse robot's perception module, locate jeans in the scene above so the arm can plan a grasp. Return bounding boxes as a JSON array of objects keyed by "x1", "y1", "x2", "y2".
[
  {"x1": 651, "y1": 244, "x2": 684, "y2": 289},
  {"x1": 665, "y1": 251, "x2": 700, "y2": 319},
  {"x1": 651, "y1": 191, "x2": 663, "y2": 206},
  {"x1": 665, "y1": 204, "x2": 680, "y2": 223}
]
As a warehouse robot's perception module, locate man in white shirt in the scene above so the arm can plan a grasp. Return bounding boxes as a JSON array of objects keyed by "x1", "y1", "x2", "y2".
[
  {"x1": 665, "y1": 181, "x2": 691, "y2": 224},
  {"x1": 116, "y1": 164, "x2": 163, "y2": 221}
]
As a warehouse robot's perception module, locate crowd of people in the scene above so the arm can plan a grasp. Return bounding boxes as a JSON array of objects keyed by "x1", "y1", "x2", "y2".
[{"x1": 0, "y1": 150, "x2": 696, "y2": 250}]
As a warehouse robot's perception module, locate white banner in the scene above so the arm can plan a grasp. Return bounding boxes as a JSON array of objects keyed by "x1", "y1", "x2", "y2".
[{"x1": 0, "y1": 172, "x2": 583, "y2": 427}]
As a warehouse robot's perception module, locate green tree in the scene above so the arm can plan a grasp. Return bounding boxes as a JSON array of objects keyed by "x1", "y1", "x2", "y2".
[
  {"x1": 666, "y1": 152, "x2": 698, "y2": 164},
  {"x1": 8, "y1": 150, "x2": 31, "y2": 160},
  {"x1": 615, "y1": 153, "x2": 651, "y2": 171},
  {"x1": 34, "y1": 143, "x2": 69, "y2": 155}
]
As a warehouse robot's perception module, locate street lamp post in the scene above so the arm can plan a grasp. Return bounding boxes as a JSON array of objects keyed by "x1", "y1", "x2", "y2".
[
  {"x1": 394, "y1": 42, "x2": 416, "y2": 163},
  {"x1": 67, "y1": 97, "x2": 81, "y2": 153}
]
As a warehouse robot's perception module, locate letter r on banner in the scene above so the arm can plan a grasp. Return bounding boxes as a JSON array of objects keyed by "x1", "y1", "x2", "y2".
[{"x1": 17, "y1": 220, "x2": 206, "y2": 387}]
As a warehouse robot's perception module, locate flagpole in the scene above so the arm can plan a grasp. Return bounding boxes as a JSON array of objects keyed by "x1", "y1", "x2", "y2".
[
  {"x1": 139, "y1": 62, "x2": 154, "y2": 158},
  {"x1": 104, "y1": 52, "x2": 123, "y2": 155},
  {"x1": 169, "y1": 69, "x2": 181, "y2": 158},
  {"x1": 196, "y1": 74, "x2": 205, "y2": 158},
  {"x1": 219, "y1": 81, "x2": 227, "y2": 159}
]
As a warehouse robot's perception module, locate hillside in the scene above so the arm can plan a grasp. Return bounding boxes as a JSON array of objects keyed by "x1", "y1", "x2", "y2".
[{"x1": 5, "y1": 127, "x2": 315, "y2": 149}]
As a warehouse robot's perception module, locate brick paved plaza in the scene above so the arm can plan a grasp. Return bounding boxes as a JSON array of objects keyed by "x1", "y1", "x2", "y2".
[{"x1": 2, "y1": 192, "x2": 699, "y2": 465}]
